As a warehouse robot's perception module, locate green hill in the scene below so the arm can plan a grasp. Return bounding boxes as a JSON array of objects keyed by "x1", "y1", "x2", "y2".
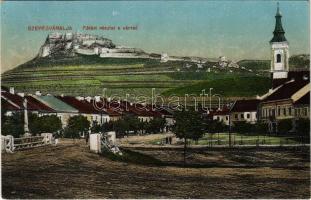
[
  {"x1": 162, "y1": 76, "x2": 271, "y2": 97},
  {"x1": 1, "y1": 55, "x2": 272, "y2": 98}
]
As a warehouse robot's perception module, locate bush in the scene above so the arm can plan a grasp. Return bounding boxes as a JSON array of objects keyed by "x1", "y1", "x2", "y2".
[
  {"x1": 296, "y1": 118, "x2": 310, "y2": 137},
  {"x1": 64, "y1": 115, "x2": 90, "y2": 138},
  {"x1": 233, "y1": 121, "x2": 254, "y2": 135},
  {"x1": 29, "y1": 114, "x2": 62, "y2": 135},
  {"x1": 277, "y1": 119, "x2": 293, "y2": 135},
  {"x1": 1, "y1": 112, "x2": 24, "y2": 138}
]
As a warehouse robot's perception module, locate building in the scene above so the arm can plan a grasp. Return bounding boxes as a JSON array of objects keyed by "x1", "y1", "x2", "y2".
[
  {"x1": 210, "y1": 108, "x2": 230, "y2": 126},
  {"x1": 1, "y1": 89, "x2": 55, "y2": 116},
  {"x1": 33, "y1": 95, "x2": 79, "y2": 127},
  {"x1": 270, "y1": 3, "x2": 289, "y2": 80},
  {"x1": 258, "y1": 80, "x2": 309, "y2": 124},
  {"x1": 230, "y1": 99, "x2": 260, "y2": 124},
  {"x1": 257, "y1": 3, "x2": 310, "y2": 133},
  {"x1": 119, "y1": 101, "x2": 160, "y2": 122},
  {"x1": 56, "y1": 96, "x2": 110, "y2": 125}
]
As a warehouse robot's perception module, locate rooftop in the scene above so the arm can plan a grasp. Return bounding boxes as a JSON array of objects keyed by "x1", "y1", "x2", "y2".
[
  {"x1": 264, "y1": 80, "x2": 309, "y2": 102},
  {"x1": 230, "y1": 99, "x2": 260, "y2": 112},
  {"x1": 34, "y1": 95, "x2": 78, "y2": 113}
]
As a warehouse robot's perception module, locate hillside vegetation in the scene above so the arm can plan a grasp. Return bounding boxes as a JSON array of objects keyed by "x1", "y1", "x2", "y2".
[{"x1": 2, "y1": 54, "x2": 308, "y2": 98}]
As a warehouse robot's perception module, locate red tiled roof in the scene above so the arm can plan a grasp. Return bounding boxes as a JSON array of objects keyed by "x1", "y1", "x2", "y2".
[
  {"x1": 294, "y1": 92, "x2": 310, "y2": 105},
  {"x1": 212, "y1": 107, "x2": 230, "y2": 116},
  {"x1": 230, "y1": 99, "x2": 260, "y2": 112},
  {"x1": 1, "y1": 92, "x2": 55, "y2": 112},
  {"x1": 119, "y1": 101, "x2": 162, "y2": 117},
  {"x1": 1, "y1": 91, "x2": 23, "y2": 109},
  {"x1": 263, "y1": 80, "x2": 308, "y2": 102},
  {"x1": 1, "y1": 98, "x2": 20, "y2": 111},
  {"x1": 91, "y1": 99, "x2": 121, "y2": 116},
  {"x1": 57, "y1": 96, "x2": 108, "y2": 114},
  {"x1": 272, "y1": 70, "x2": 310, "y2": 88}
]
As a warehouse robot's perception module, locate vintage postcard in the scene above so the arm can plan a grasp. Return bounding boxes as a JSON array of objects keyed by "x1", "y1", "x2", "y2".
[{"x1": 1, "y1": 0, "x2": 310, "y2": 199}]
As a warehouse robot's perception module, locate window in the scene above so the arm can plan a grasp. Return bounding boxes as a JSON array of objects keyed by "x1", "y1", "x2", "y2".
[
  {"x1": 276, "y1": 54, "x2": 281, "y2": 63},
  {"x1": 283, "y1": 108, "x2": 286, "y2": 116},
  {"x1": 289, "y1": 108, "x2": 292, "y2": 116},
  {"x1": 235, "y1": 114, "x2": 238, "y2": 119},
  {"x1": 240, "y1": 114, "x2": 244, "y2": 119},
  {"x1": 247, "y1": 114, "x2": 250, "y2": 119},
  {"x1": 226, "y1": 116, "x2": 229, "y2": 120},
  {"x1": 278, "y1": 108, "x2": 281, "y2": 116}
]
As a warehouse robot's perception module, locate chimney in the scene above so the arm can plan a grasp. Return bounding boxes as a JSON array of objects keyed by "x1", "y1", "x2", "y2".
[
  {"x1": 85, "y1": 96, "x2": 92, "y2": 102},
  {"x1": 76, "y1": 96, "x2": 85, "y2": 101},
  {"x1": 9, "y1": 87, "x2": 14, "y2": 94},
  {"x1": 17, "y1": 92, "x2": 25, "y2": 97},
  {"x1": 94, "y1": 96, "x2": 101, "y2": 102}
]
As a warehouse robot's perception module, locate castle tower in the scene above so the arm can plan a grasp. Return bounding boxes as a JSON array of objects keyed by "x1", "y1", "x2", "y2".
[{"x1": 270, "y1": 3, "x2": 289, "y2": 79}]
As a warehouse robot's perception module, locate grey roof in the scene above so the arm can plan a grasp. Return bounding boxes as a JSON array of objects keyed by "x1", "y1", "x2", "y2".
[{"x1": 34, "y1": 95, "x2": 78, "y2": 113}]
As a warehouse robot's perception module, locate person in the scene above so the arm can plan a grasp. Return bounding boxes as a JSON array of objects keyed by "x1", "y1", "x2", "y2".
[{"x1": 85, "y1": 132, "x2": 89, "y2": 144}]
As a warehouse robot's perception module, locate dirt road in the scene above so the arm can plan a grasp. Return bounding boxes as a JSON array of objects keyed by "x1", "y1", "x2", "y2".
[{"x1": 2, "y1": 139, "x2": 310, "y2": 199}]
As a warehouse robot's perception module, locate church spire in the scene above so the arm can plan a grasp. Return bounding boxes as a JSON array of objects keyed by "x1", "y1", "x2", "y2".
[{"x1": 270, "y1": 2, "x2": 287, "y2": 43}]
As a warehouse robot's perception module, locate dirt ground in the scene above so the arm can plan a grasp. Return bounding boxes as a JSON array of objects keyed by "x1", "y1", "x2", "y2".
[{"x1": 1, "y1": 139, "x2": 310, "y2": 199}]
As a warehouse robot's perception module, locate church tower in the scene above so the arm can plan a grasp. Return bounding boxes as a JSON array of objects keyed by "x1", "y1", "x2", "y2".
[{"x1": 270, "y1": 3, "x2": 289, "y2": 79}]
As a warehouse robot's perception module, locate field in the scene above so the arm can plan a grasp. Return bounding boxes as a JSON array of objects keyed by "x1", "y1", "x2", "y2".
[
  {"x1": 1, "y1": 56, "x2": 272, "y2": 97},
  {"x1": 2, "y1": 139, "x2": 310, "y2": 199},
  {"x1": 148, "y1": 133, "x2": 302, "y2": 146}
]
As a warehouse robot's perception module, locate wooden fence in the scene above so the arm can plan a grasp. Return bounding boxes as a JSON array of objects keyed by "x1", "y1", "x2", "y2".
[{"x1": 1, "y1": 133, "x2": 54, "y2": 153}]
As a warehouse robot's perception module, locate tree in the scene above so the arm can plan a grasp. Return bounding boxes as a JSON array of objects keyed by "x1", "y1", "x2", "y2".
[
  {"x1": 91, "y1": 121, "x2": 102, "y2": 133},
  {"x1": 295, "y1": 118, "x2": 310, "y2": 139},
  {"x1": 29, "y1": 114, "x2": 62, "y2": 135},
  {"x1": 207, "y1": 120, "x2": 226, "y2": 146},
  {"x1": 113, "y1": 115, "x2": 141, "y2": 136},
  {"x1": 64, "y1": 115, "x2": 90, "y2": 139},
  {"x1": 233, "y1": 121, "x2": 253, "y2": 135},
  {"x1": 173, "y1": 108, "x2": 205, "y2": 165},
  {"x1": 1, "y1": 112, "x2": 24, "y2": 138},
  {"x1": 146, "y1": 117, "x2": 166, "y2": 134},
  {"x1": 254, "y1": 121, "x2": 269, "y2": 135},
  {"x1": 277, "y1": 119, "x2": 292, "y2": 135}
]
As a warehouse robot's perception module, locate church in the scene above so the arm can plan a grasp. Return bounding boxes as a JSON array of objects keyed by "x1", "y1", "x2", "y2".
[{"x1": 257, "y1": 3, "x2": 310, "y2": 131}]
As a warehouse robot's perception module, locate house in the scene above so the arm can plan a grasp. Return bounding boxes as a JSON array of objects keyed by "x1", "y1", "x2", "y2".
[
  {"x1": 119, "y1": 101, "x2": 160, "y2": 122},
  {"x1": 56, "y1": 96, "x2": 110, "y2": 125},
  {"x1": 230, "y1": 99, "x2": 260, "y2": 124},
  {"x1": 92, "y1": 98, "x2": 122, "y2": 121},
  {"x1": 149, "y1": 104, "x2": 175, "y2": 128},
  {"x1": 33, "y1": 95, "x2": 79, "y2": 127},
  {"x1": 210, "y1": 107, "x2": 230, "y2": 126},
  {"x1": 1, "y1": 90, "x2": 55, "y2": 116},
  {"x1": 258, "y1": 80, "x2": 310, "y2": 122}
]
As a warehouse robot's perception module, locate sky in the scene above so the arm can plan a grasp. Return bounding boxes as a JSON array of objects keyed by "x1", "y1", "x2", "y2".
[{"x1": 0, "y1": 1, "x2": 309, "y2": 72}]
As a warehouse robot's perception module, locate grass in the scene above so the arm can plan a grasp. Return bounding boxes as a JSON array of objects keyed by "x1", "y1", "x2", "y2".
[
  {"x1": 2, "y1": 55, "x2": 273, "y2": 97},
  {"x1": 162, "y1": 76, "x2": 271, "y2": 97},
  {"x1": 193, "y1": 133, "x2": 299, "y2": 145},
  {"x1": 101, "y1": 148, "x2": 163, "y2": 166},
  {"x1": 149, "y1": 132, "x2": 300, "y2": 146}
]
